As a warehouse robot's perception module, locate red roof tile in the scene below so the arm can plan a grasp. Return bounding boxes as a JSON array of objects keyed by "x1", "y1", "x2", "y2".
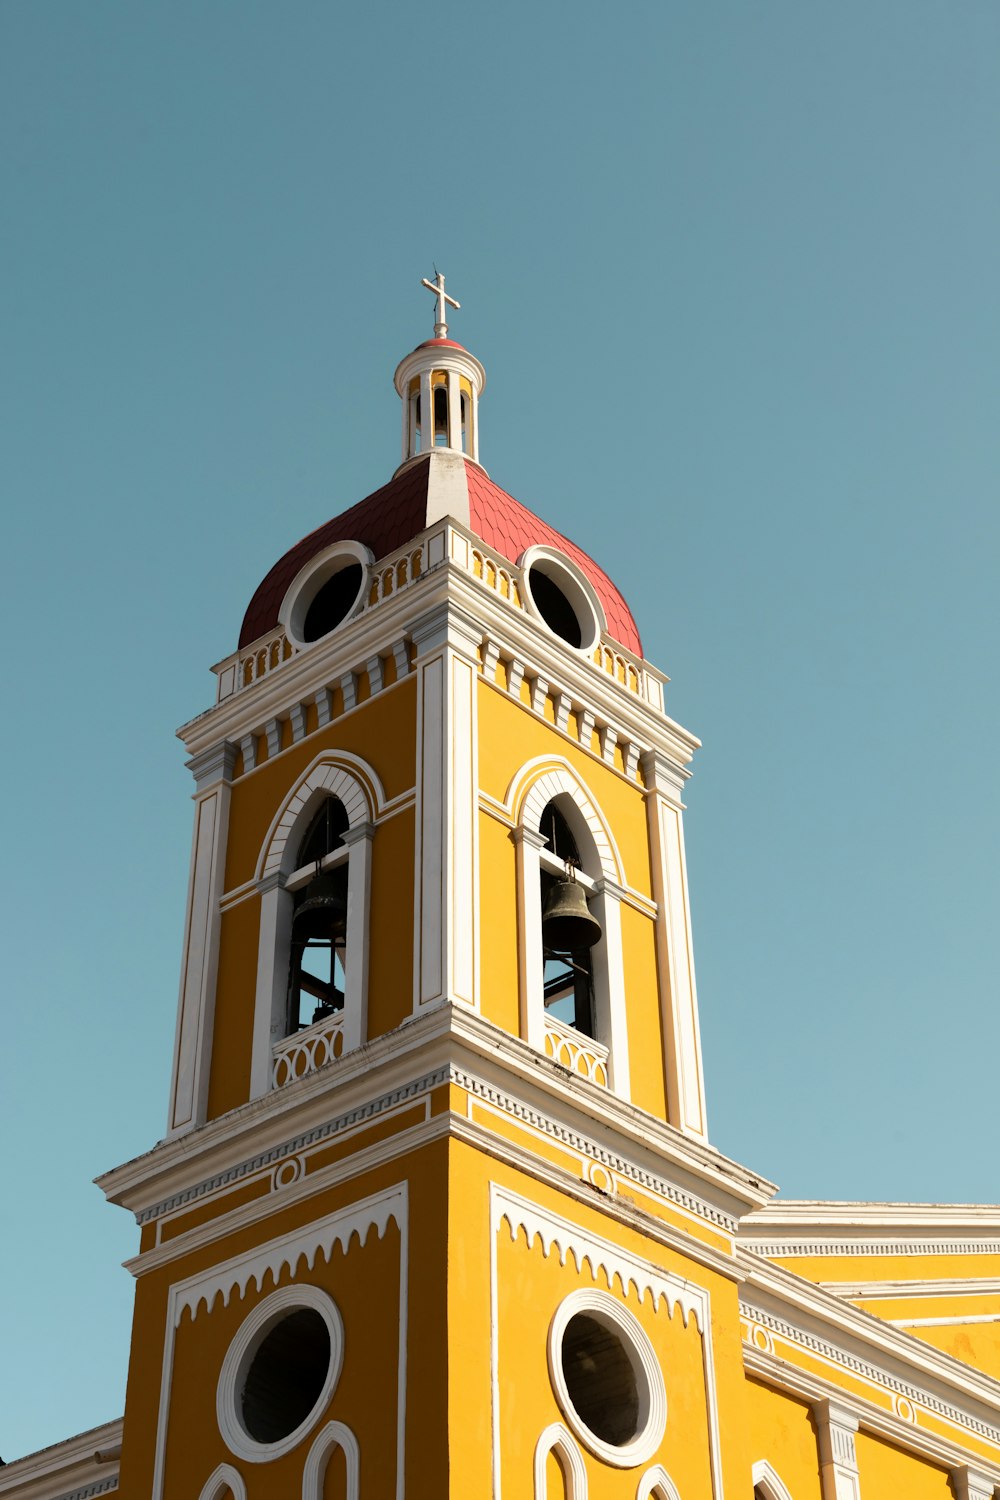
[{"x1": 238, "y1": 459, "x2": 641, "y2": 655}]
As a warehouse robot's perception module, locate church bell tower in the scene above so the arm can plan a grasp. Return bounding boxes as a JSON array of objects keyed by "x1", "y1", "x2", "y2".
[{"x1": 95, "y1": 278, "x2": 772, "y2": 1500}]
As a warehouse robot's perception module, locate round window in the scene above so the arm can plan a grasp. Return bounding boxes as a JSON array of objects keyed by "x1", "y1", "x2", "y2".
[
  {"x1": 280, "y1": 541, "x2": 373, "y2": 650},
  {"x1": 547, "y1": 1290, "x2": 666, "y2": 1467},
  {"x1": 519, "y1": 546, "x2": 605, "y2": 653},
  {"x1": 217, "y1": 1285, "x2": 344, "y2": 1462}
]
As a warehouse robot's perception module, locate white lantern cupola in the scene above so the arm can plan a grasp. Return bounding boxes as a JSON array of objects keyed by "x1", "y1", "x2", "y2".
[{"x1": 393, "y1": 272, "x2": 486, "y2": 469}]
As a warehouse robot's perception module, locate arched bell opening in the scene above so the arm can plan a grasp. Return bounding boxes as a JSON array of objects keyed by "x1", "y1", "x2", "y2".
[
  {"x1": 287, "y1": 797, "x2": 351, "y2": 1034},
  {"x1": 539, "y1": 800, "x2": 601, "y2": 1040},
  {"x1": 433, "y1": 381, "x2": 449, "y2": 447},
  {"x1": 459, "y1": 391, "x2": 469, "y2": 454}
]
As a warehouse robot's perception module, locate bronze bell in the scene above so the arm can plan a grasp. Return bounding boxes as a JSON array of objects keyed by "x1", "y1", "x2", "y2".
[
  {"x1": 292, "y1": 871, "x2": 347, "y2": 945},
  {"x1": 542, "y1": 873, "x2": 602, "y2": 954}
]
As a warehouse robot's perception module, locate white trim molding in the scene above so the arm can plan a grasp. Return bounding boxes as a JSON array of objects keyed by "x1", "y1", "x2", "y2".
[
  {"x1": 411, "y1": 601, "x2": 481, "y2": 1012},
  {"x1": 519, "y1": 544, "x2": 607, "y2": 656},
  {"x1": 279, "y1": 539, "x2": 374, "y2": 651},
  {"x1": 302, "y1": 1420, "x2": 360, "y2": 1500},
  {"x1": 533, "y1": 1422, "x2": 588, "y2": 1499},
  {"x1": 547, "y1": 1288, "x2": 666, "y2": 1467},
  {"x1": 813, "y1": 1400, "x2": 861, "y2": 1500},
  {"x1": 215, "y1": 1283, "x2": 344, "y2": 1462},
  {"x1": 637, "y1": 1464, "x2": 683, "y2": 1500},
  {"x1": 198, "y1": 1460, "x2": 247, "y2": 1500},
  {"x1": 752, "y1": 1459, "x2": 795, "y2": 1500}
]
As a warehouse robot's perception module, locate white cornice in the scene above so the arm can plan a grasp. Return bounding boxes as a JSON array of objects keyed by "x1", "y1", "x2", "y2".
[
  {"x1": 744, "y1": 1344, "x2": 1000, "y2": 1481},
  {"x1": 0, "y1": 1418, "x2": 122, "y2": 1499},
  {"x1": 743, "y1": 1200, "x2": 1000, "y2": 1233},
  {"x1": 738, "y1": 1247, "x2": 1000, "y2": 1436},
  {"x1": 820, "y1": 1279, "x2": 1000, "y2": 1301},
  {"x1": 96, "y1": 1003, "x2": 772, "y2": 1230}
]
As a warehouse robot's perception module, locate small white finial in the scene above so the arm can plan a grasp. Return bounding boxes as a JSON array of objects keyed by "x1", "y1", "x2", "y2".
[{"x1": 421, "y1": 270, "x2": 460, "y2": 339}]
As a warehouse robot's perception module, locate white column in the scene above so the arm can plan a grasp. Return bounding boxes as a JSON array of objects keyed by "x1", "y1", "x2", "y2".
[
  {"x1": 411, "y1": 602, "x2": 481, "y2": 1011},
  {"x1": 814, "y1": 1401, "x2": 862, "y2": 1500},
  {"x1": 167, "y1": 742, "x2": 236, "y2": 1136},
  {"x1": 642, "y1": 750, "x2": 708, "y2": 1140},
  {"x1": 249, "y1": 873, "x2": 293, "y2": 1100},
  {"x1": 420, "y1": 370, "x2": 433, "y2": 453},
  {"x1": 447, "y1": 370, "x2": 462, "y2": 453},
  {"x1": 515, "y1": 826, "x2": 548, "y2": 1050},
  {"x1": 468, "y1": 389, "x2": 479, "y2": 462},
  {"x1": 591, "y1": 879, "x2": 631, "y2": 1101},
  {"x1": 400, "y1": 380, "x2": 410, "y2": 462},
  {"x1": 953, "y1": 1469, "x2": 995, "y2": 1500},
  {"x1": 341, "y1": 822, "x2": 374, "y2": 1051}
]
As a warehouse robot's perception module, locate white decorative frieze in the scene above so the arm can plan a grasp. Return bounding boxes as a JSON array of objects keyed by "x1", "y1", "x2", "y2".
[{"x1": 172, "y1": 1182, "x2": 407, "y2": 1324}]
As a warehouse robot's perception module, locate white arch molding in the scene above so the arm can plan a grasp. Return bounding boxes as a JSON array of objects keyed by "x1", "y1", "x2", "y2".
[
  {"x1": 198, "y1": 1461, "x2": 247, "y2": 1500},
  {"x1": 636, "y1": 1465, "x2": 682, "y2": 1500},
  {"x1": 752, "y1": 1460, "x2": 795, "y2": 1500},
  {"x1": 250, "y1": 753, "x2": 383, "y2": 1097},
  {"x1": 302, "y1": 1420, "x2": 360, "y2": 1499},
  {"x1": 534, "y1": 1422, "x2": 588, "y2": 1499},
  {"x1": 509, "y1": 758, "x2": 631, "y2": 1098}
]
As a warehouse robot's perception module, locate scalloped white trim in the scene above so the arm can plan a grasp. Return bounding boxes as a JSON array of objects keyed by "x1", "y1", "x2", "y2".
[{"x1": 175, "y1": 1184, "x2": 403, "y2": 1324}]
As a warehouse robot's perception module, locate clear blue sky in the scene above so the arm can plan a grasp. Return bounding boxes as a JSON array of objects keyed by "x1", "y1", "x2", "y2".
[{"x1": 1, "y1": 0, "x2": 998, "y2": 1461}]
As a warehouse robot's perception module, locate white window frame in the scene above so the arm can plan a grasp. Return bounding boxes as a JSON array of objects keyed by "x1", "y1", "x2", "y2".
[
  {"x1": 514, "y1": 762, "x2": 630, "y2": 1099},
  {"x1": 250, "y1": 755, "x2": 380, "y2": 1098}
]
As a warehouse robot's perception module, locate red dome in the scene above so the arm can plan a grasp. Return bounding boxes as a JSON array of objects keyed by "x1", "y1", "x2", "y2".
[{"x1": 238, "y1": 457, "x2": 641, "y2": 656}]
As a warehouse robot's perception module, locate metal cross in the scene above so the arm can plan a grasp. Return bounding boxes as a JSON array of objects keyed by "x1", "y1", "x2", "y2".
[{"x1": 421, "y1": 271, "x2": 460, "y2": 339}]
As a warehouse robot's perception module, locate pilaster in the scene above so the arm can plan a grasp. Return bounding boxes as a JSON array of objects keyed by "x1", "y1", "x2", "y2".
[
  {"x1": 411, "y1": 600, "x2": 482, "y2": 1011},
  {"x1": 641, "y1": 749, "x2": 707, "y2": 1140},
  {"x1": 953, "y1": 1469, "x2": 996, "y2": 1500},
  {"x1": 167, "y1": 742, "x2": 237, "y2": 1136},
  {"x1": 813, "y1": 1400, "x2": 861, "y2": 1500}
]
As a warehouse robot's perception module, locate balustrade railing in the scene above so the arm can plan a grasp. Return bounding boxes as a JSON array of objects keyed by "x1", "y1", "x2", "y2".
[
  {"x1": 272, "y1": 1012, "x2": 346, "y2": 1089},
  {"x1": 543, "y1": 1015, "x2": 609, "y2": 1087}
]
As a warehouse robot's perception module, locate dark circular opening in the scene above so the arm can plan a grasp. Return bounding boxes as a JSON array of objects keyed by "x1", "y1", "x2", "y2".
[
  {"x1": 302, "y1": 563, "x2": 363, "y2": 642},
  {"x1": 240, "y1": 1308, "x2": 331, "y2": 1444},
  {"x1": 529, "y1": 568, "x2": 583, "y2": 647},
  {"x1": 560, "y1": 1312, "x2": 639, "y2": 1447}
]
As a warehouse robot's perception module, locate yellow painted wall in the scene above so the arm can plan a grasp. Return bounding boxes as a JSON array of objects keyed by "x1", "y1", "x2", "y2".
[
  {"x1": 208, "y1": 894, "x2": 262, "y2": 1118},
  {"x1": 446, "y1": 1138, "x2": 743, "y2": 1500},
  {"x1": 741, "y1": 1379, "x2": 822, "y2": 1499},
  {"x1": 223, "y1": 680, "x2": 417, "y2": 893},
  {"x1": 118, "y1": 1145, "x2": 449, "y2": 1500},
  {"x1": 855, "y1": 1428, "x2": 954, "y2": 1498}
]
